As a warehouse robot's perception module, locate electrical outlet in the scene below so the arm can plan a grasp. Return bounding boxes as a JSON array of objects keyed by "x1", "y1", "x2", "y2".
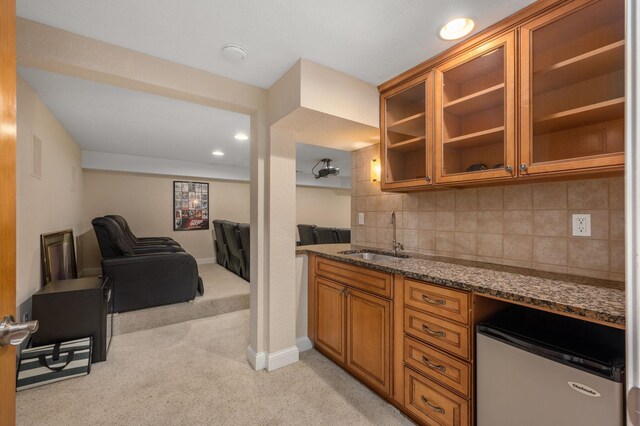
[
  {"x1": 572, "y1": 214, "x2": 591, "y2": 237},
  {"x1": 358, "y1": 212, "x2": 365, "y2": 225}
]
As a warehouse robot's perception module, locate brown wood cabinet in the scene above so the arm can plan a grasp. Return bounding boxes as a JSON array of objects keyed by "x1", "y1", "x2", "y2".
[
  {"x1": 519, "y1": 0, "x2": 625, "y2": 175},
  {"x1": 381, "y1": 75, "x2": 434, "y2": 190},
  {"x1": 309, "y1": 256, "x2": 475, "y2": 425},
  {"x1": 347, "y1": 288, "x2": 392, "y2": 395},
  {"x1": 311, "y1": 256, "x2": 393, "y2": 398},
  {"x1": 378, "y1": 0, "x2": 625, "y2": 192},
  {"x1": 314, "y1": 277, "x2": 347, "y2": 364},
  {"x1": 435, "y1": 31, "x2": 516, "y2": 184}
]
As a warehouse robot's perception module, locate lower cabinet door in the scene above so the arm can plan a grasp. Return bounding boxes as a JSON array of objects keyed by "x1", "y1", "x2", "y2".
[
  {"x1": 404, "y1": 367, "x2": 469, "y2": 426},
  {"x1": 315, "y1": 277, "x2": 346, "y2": 364},
  {"x1": 346, "y1": 288, "x2": 392, "y2": 396}
]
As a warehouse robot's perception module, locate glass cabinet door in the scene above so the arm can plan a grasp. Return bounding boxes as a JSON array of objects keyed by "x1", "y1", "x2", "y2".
[
  {"x1": 434, "y1": 32, "x2": 516, "y2": 184},
  {"x1": 381, "y1": 75, "x2": 432, "y2": 189},
  {"x1": 520, "y1": 0, "x2": 625, "y2": 175}
]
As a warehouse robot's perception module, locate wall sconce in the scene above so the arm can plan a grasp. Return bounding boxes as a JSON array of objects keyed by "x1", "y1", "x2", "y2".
[{"x1": 370, "y1": 159, "x2": 381, "y2": 182}]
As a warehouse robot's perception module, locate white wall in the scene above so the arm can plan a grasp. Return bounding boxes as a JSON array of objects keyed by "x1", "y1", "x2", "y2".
[{"x1": 16, "y1": 77, "x2": 84, "y2": 310}]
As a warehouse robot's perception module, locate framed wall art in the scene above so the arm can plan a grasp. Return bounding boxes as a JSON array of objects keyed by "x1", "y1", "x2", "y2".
[{"x1": 173, "y1": 181, "x2": 209, "y2": 231}]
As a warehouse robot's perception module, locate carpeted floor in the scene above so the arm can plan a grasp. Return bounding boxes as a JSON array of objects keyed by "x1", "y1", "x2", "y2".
[{"x1": 16, "y1": 310, "x2": 412, "y2": 426}]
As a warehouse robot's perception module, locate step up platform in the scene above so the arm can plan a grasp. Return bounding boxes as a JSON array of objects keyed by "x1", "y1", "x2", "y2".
[{"x1": 111, "y1": 263, "x2": 249, "y2": 335}]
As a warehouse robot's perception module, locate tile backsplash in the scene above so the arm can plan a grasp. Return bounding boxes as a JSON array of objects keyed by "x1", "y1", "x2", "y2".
[{"x1": 351, "y1": 144, "x2": 624, "y2": 282}]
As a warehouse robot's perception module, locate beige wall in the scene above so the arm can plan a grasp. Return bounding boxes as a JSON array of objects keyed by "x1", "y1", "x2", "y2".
[
  {"x1": 352, "y1": 144, "x2": 625, "y2": 282},
  {"x1": 296, "y1": 186, "x2": 351, "y2": 228},
  {"x1": 82, "y1": 171, "x2": 251, "y2": 268},
  {"x1": 82, "y1": 170, "x2": 351, "y2": 270},
  {"x1": 16, "y1": 77, "x2": 84, "y2": 308}
]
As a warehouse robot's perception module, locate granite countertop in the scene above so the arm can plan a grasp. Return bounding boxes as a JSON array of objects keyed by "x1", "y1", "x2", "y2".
[{"x1": 297, "y1": 244, "x2": 626, "y2": 327}]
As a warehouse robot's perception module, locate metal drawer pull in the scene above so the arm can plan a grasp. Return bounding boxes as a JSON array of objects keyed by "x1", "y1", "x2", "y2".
[
  {"x1": 422, "y1": 356, "x2": 446, "y2": 373},
  {"x1": 422, "y1": 324, "x2": 446, "y2": 337},
  {"x1": 422, "y1": 295, "x2": 446, "y2": 305},
  {"x1": 421, "y1": 396, "x2": 445, "y2": 415}
]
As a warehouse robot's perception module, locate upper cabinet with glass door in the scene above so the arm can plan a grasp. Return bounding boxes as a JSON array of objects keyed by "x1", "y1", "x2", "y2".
[
  {"x1": 434, "y1": 32, "x2": 516, "y2": 184},
  {"x1": 381, "y1": 75, "x2": 433, "y2": 190},
  {"x1": 519, "y1": 0, "x2": 625, "y2": 175}
]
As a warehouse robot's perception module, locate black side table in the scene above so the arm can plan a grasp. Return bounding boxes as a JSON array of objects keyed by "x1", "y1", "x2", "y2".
[{"x1": 31, "y1": 276, "x2": 113, "y2": 363}]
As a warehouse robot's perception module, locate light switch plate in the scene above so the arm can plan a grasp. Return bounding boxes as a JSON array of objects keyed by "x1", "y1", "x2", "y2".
[
  {"x1": 572, "y1": 214, "x2": 591, "y2": 237},
  {"x1": 358, "y1": 212, "x2": 365, "y2": 225}
]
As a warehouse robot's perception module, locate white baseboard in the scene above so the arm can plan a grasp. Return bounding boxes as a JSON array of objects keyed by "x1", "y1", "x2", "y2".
[
  {"x1": 266, "y1": 345, "x2": 299, "y2": 371},
  {"x1": 246, "y1": 344, "x2": 300, "y2": 372},
  {"x1": 246, "y1": 344, "x2": 266, "y2": 371},
  {"x1": 197, "y1": 257, "x2": 216, "y2": 265},
  {"x1": 296, "y1": 336, "x2": 313, "y2": 352}
]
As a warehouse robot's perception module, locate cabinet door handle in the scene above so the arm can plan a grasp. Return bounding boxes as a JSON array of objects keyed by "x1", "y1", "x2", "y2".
[
  {"x1": 422, "y1": 295, "x2": 446, "y2": 305},
  {"x1": 505, "y1": 165, "x2": 513, "y2": 174},
  {"x1": 422, "y1": 355, "x2": 446, "y2": 373},
  {"x1": 421, "y1": 396, "x2": 445, "y2": 415},
  {"x1": 422, "y1": 324, "x2": 446, "y2": 338},
  {"x1": 425, "y1": 176, "x2": 432, "y2": 182},
  {"x1": 342, "y1": 288, "x2": 350, "y2": 296},
  {"x1": 519, "y1": 163, "x2": 528, "y2": 172}
]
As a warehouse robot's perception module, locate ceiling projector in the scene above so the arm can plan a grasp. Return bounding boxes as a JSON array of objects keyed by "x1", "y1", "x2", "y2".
[{"x1": 313, "y1": 158, "x2": 340, "y2": 179}]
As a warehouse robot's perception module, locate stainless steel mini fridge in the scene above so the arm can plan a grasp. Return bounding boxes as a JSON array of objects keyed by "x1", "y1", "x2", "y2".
[{"x1": 476, "y1": 308, "x2": 625, "y2": 426}]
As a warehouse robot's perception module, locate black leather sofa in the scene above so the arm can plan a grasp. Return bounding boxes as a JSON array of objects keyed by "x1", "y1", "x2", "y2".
[
  {"x1": 92, "y1": 216, "x2": 203, "y2": 312},
  {"x1": 212, "y1": 220, "x2": 229, "y2": 268},
  {"x1": 296, "y1": 224, "x2": 350, "y2": 245},
  {"x1": 106, "y1": 214, "x2": 181, "y2": 247},
  {"x1": 212, "y1": 219, "x2": 249, "y2": 282}
]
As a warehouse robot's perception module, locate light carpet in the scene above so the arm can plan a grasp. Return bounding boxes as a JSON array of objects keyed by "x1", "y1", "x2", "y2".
[{"x1": 17, "y1": 310, "x2": 412, "y2": 426}]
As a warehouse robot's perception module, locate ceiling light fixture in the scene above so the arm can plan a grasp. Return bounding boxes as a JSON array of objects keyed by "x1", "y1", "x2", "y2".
[
  {"x1": 212, "y1": 150, "x2": 224, "y2": 156},
  {"x1": 221, "y1": 44, "x2": 247, "y2": 62},
  {"x1": 234, "y1": 133, "x2": 249, "y2": 141},
  {"x1": 439, "y1": 18, "x2": 475, "y2": 40}
]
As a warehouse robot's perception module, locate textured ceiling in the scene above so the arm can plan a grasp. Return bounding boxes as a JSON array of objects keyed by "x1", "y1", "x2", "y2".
[{"x1": 16, "y1": 0, "x2": 536, "y2": 89}]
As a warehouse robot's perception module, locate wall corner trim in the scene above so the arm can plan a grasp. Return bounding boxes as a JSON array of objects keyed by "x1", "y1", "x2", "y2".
[
  {"x1": 266, "y1": 345, "x2": 300, "y2": 371},
  {"x1": 246, "y1": 344, "x2": 266, "y2": 371},
  {"x1": 296, "y1": 336, "x2": 313, "y2": 352}
]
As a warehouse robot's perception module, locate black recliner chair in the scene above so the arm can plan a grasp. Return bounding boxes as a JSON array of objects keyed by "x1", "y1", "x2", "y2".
[
  {"x1": 212, "y1": 219, "x2": 229, "y2": 268},
  {"x1": 106, "y1": 214, "x2": 181, "y2": 247},
  {"x1": 222, "y1": 221, "x2": 245, "y2": 278},
  {"x1": 335, "y1": 228, "x2": 351, "y2": 243},
  {"x1": 297, "y1": 224, "x2": 317, "y2": 246},
  {"x1": 314, "y1": 227, "x2": 339, "y2": 244},
  {"x1": 238, "y1": 223, "x2": 250, "y2": 282},
  {"x1": 92, "y1": 216, "x2": 203, "y2": 312}
]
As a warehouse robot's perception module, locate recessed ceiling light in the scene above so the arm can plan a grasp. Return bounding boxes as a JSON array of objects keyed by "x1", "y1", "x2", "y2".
[
  {"x1": 212, "y1": 151, "x2": 224, "y2": 156},
  {"x1": 221, "y1": 44, "x2": 247, "y2": 62},
  {"x1": 234, "y1": 133, "x2": 249, "y2": 141},
  {"x1": 439, "y1": 18, "x2": 475, "y2": 40}
]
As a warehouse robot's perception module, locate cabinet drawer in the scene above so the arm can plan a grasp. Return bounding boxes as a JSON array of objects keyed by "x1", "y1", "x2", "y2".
[
  {"x1": 404, "y1": 308, "x2": 470, "y2": 360},
  {"x1": 404, "y1": 336, "x2": 470, "y2": 397},
  {"x1": 405, "y1": 279, "x2": 470, "y2": 325},
  {"x1": 404, "y1": 367, "x2": 469, "y2": 426},
  {"x1": 315, "y1": 257, "x2": 393, "y2": 298}
]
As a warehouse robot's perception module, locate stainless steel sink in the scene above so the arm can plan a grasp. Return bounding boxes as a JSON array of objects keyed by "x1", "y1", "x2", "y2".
[{"x1": 345, "y1": 252, "x2": 403, "y2": 262}]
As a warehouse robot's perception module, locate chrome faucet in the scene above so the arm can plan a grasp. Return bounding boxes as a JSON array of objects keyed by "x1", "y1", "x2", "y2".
[{"x1": 390, "y1": 211, "x2": 404, "y2": 255}]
